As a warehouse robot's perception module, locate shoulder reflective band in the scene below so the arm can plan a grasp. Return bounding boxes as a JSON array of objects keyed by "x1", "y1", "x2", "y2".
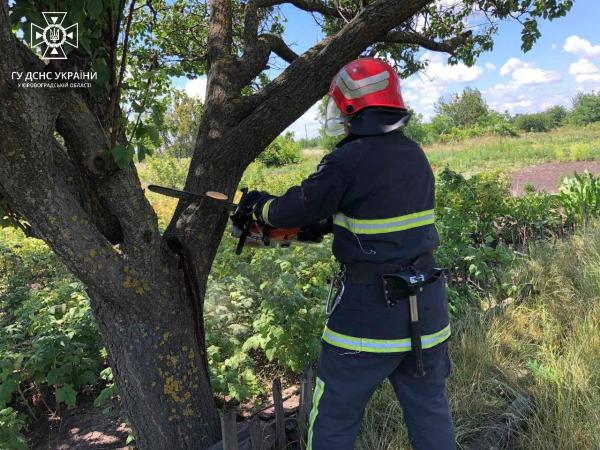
[
  {"x1": 333, "y1": 209, "x2": 434, "y2": 234},
  {"x1": 322, "y1": 324, "x2": 450, "y2": 353},
  {"x1": 307, "y1": 377, "x2": 325, "y2": 450},
  {"x1": 261, "y1": 198, "x2": 275, "y2": 226}
]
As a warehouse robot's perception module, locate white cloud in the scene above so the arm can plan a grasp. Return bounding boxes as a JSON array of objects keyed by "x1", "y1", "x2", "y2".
[
  {"x1": 286, "y1": 102, "x2": 321, "y2": 139},
  {"x1": 499, "y1": 57, "x2": 526, "y2": 76},
  {"x1": 498, "y1": 57, "x2": 560, "y2": 86},
  {"x1": 569, "y1": 58, "x2": 600, "y2": 83},
  {"x1": 569, "y1": 58, "x2": 599, "y2": 75},
  {"x1": 485, "y1": 62, "x2": 496, "y2": 71},
  {"x1": 551, "y1": 43, "x2": 557, "y2": 50},
  {"x1": 185, "y1": 76, "x2": 208, "y2": 102},
  {"x1": 511, "y1": 67, "x2": 561, "y2": 85},
  {"x1": 413, "y1": 52, "x2": 483, "y2": 86},
  {"x1": 424, "y1": 59, "x2": 484, "y2": 84},
  {"x1": 504, "y1": 98, "x2": 533, "y2": 111},
  {"x1": 563, "y1": 35, "x2": 600, "y2": 58}
]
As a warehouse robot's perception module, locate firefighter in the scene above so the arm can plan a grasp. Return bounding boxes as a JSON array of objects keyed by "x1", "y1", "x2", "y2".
[{"x1": 240, "y1": 58, "x2": 456, "y2": 450}]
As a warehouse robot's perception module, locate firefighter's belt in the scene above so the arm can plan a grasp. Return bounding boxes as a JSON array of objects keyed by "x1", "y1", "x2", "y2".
[{"x1": 343, "y1": 252, "x2": 436, "y2": 284}]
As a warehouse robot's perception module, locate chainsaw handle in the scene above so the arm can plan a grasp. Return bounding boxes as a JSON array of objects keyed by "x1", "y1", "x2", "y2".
[{"x1": 235, "y1": 220, "x2": 251, "y2": 255}]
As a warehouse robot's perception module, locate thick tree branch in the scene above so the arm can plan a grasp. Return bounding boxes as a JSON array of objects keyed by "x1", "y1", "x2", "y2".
[
  {"x1": 256, "y1": 0, "x2": 349, "y2": 18},
  {"x1": 207, "y1": 0, "x2": 233, "y2": 65},
  {"x1": 384, "y1": 30, "x2": 472, "y2": 54},
  {"x1": 235, "y1": 32, "x2": 299, "y2": 90},
  {"x1": 260, "y1": 33, "x2": 299, "y2": 63},
  {"x1": 56, "y1": 93, "x2": 163, "y2": 267},
  {"x1": 243, "y1": 0, "x2": 261, "y2": 49}
]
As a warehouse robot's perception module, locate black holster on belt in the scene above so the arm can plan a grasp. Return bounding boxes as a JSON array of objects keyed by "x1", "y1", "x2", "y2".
[{"x1": 381, "y1": 260, "x2": 444, "y2": 377}]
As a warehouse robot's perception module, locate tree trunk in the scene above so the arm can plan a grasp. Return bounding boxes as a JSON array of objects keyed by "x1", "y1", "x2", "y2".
[{"x1": 88, "y1": 272, "x2": 222, "y2": 450}]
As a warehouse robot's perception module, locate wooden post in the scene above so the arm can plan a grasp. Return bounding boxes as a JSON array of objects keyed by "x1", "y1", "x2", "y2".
[
  {"x1": 272, "y1": 378, "x2": 286, "y2": 450},
  {"x1": 221, "y1": 410, "x2": 239, "y2": 450},
  {"x1": 250, "y1": 415, "x2": 263, "y2": 450},
  {"x1": 297, "y1": 377, "x2": 307, "y2": 450},
  {"x1": 297, "y1": 365, "x2": 314, "y2": 450}
]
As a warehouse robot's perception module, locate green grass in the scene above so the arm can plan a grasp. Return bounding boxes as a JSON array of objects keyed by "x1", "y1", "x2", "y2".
[
  {"x1": 425, "y1": 124, "x2": 600, "y2": 175},
  {"x1": 357, "y1": 223, "x2": 600, "y2": 450}
]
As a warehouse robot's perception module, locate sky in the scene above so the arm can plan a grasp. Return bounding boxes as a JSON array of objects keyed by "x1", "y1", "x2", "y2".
[{"x1": 178, "y1": 0, "x2": 600, "y2": 138}]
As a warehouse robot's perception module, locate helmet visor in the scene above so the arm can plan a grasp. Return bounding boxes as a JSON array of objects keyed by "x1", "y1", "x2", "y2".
[{"x1": 324, "y1": 97, "x2": 347, "y2": 136}]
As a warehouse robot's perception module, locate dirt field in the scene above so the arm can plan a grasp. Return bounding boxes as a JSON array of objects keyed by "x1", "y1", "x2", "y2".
[{"x1": 510, "y1": 160, "x2": 600, "y2": 195}]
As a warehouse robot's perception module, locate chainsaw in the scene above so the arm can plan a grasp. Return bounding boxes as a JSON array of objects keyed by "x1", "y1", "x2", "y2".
[{"x1": 147, "y1": 185, "x2": 300, "y2": 254}]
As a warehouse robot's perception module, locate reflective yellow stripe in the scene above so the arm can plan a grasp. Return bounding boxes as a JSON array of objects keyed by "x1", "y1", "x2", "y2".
[
  {"x1": 307, "y1": 377, "x2": 325, "y2": 450},
  {"x1": 322, "y1": 324, "x2": 450, "y2": 353},
  {"x1": 261, "y1": 198, "x2": 274, "y2": 226},
  {"x1": 333, "y1": 209, "x2": 434, "y2": 234}
]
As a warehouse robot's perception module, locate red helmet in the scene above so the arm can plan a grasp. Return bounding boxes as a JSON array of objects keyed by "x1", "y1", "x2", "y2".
[{"x1": 325, "y1": 58, "x2": 406, "y2": 136}]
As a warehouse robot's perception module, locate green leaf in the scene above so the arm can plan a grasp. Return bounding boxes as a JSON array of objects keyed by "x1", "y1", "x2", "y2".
[
  {"x1": 87, "y1": 0, "x2": 103, "y2": 17},
  {"x1": 94, "y1": 383, "x2": 117, "y2": 407},
  {"x1": 92, "y1": 58, "x2": 110, "y2": 85},
  {"x1": 0, "y1": 379, "x2": 18, "y2": 406},
  {"x1": 55, "y1": 384, "x2": 77, "y2": 407},
  {"x1": 77, "y1": 370, "x2": 98, "y2": 386},
  {"x1": 111, "y1": 145, "x2": 135, "y2": 169},
  {"x1": 46, "y1": 367, "x2": 64, "y2": 386},
  {"x1": 137, "y1": 144, "x2": 152, "y2": 162},
  {"x1": 265, "y1": 347, "x2": 276, "y2": 361},
  {"x1": 79, "y1": 36, "x2": 93, "y2": 57}
]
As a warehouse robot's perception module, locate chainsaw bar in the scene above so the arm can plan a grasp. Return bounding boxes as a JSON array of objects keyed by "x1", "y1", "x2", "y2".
[{"x1": 147, "y1": 185, "x2": 237, "y2": 211}]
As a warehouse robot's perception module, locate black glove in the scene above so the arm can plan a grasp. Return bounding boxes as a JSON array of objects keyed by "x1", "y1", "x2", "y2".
[
  {"x1": 297, "y1": 218, "x2": 333, "y2": 243},
  {"x1": 236, "y1": 190, "x2": 269, "y2": 215},
  {"x1": 235, "y1": 190, "x2": 274, "y2": 226}
]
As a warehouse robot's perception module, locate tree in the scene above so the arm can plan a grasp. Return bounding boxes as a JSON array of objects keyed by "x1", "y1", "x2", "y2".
[
  {"x1": 435, "y1": 87, "x2": 489, "y2": 128},
  {"x1": 546, "y1": 105, "x2": 567, "y2": 128},
  {"x1": 569, "y1": 91, "x2": 600, "y2": 126},
  {"x1": 0, "y1": 0, "x2": 574, "y2": 448},
  {"x1": 162, "y1": 90, "x2": 204, "y2": 158}
]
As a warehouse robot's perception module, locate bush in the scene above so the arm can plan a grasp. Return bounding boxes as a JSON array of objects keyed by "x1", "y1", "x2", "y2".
[
  {"x1": 138, "y1": 154, "x2": 190, "y2": 188},
  {"x1": 0, "y1": 228, "x2": 107, "y2": 445},
  {"x1": 296, "y1": 136, "x2": 320, "y2": 149},
  {"x1": 319, "y1": 129, "x2": 340, "y2": 153},
  {"x1": 258, "y1": 132, "x2": 301, "y2": 167},
  {"x1": 545, "y1": 105, "x2": 567, "y2": 128},
  {"x1": 514, "y1": 112, "x2": 554, "y2": 132},
  {"x1": 403, "y1": 112, "x2": 434, "y2": 145},
  {"x1": 568, "y1": 92, "x2": 600, "y2": 126},
  {"x1": 0, "y1": 407, "x2": 27, "y2": 450}
]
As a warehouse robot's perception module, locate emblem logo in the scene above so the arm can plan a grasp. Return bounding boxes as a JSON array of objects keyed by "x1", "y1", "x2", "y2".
[{"x1": 30, "y1": 12, "x2": 78, "y2": 60}]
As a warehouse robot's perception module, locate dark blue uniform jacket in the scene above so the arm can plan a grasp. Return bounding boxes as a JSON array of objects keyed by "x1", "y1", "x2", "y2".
[{"x1": 262, "y1": 130, "x2": 450, "y2": 351}]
